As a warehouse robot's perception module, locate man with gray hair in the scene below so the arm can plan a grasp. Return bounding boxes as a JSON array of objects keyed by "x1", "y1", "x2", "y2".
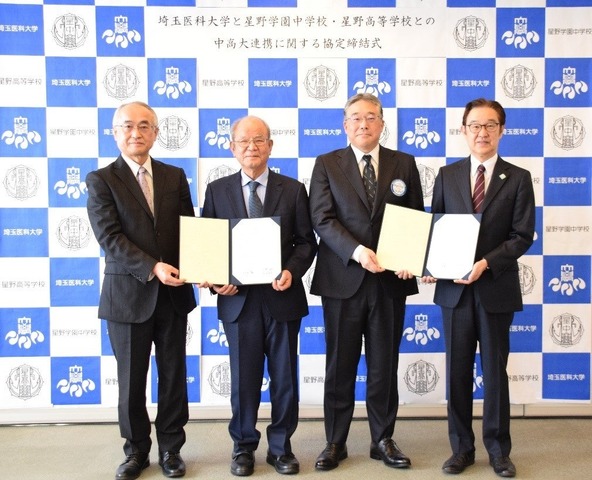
[
  {"x1": 87, "y1": 101, "x2": 196, "y2": 480},
  {"x1": 309, "y1": 93, "x2": 424, "y2": 472}
]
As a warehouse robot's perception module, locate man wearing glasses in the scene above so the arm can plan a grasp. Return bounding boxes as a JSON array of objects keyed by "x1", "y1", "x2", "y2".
[
  {"x1": 86, "y1": 101, "x2": 196, "y2": 480},
  {"x1": 201, "y1": 116, "x2": 317, "y2": 476},
  {"x1": 427, "y1": 98, "x2": 535, "y2": 478},
  {"x1": 309, "y1": 93, "x2": 424, "y2": 471}
]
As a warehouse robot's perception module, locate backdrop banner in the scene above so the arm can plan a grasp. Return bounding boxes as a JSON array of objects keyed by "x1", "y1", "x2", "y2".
[{"x1": 0, "y1": 0, "x2": 590, "y2": 421}]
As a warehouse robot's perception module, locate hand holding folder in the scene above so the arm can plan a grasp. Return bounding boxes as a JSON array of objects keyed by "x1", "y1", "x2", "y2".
[
  {"x1": 376, "y1": 204, "x2": 481, "y2": 280},
  {"x1": 179, "y1": 216, "x2": 282, "y2": 285}
]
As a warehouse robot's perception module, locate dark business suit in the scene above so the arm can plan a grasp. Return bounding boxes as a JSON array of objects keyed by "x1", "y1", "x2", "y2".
[
  {"x1": 201, "y1": 169, "x2": 317, "y2": 455},
  {"x1": 86, "y1": 155, "x2": 196, "y2": 456},
  {"x1": 309, "y1": 145, "x2": 423, "y2": 445},
  {"x1": 431, "y1": 156, "x2": 535, "y2": 459}
]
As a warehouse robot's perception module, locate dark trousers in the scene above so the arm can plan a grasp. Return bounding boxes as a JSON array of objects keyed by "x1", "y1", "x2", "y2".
[
  {"x1": 108, "y1": 284, "x2": 189, "y2": 456},
  {"x1": 321, "y1": 273, "x2": 407, "y2": 444},
  {"x1": 441, "y1": 284, "x2": 513, "y2": 458},
  {"x1": 223, "y1": 287, "x2": 301, "y2": 456}
]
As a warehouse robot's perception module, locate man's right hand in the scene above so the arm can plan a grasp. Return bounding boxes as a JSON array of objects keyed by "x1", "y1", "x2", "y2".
[
  {"x1": 212, "y1": 284, "x2": 238, "y2": 296},
  {"x1": 359, "y1": 247, "x2": 385, "y2": 273}
]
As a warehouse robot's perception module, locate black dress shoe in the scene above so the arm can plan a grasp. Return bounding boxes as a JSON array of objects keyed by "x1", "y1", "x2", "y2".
[
  {"x1": 115, "y1": 453, "x2": 149, "y2": 480},
  {"x1": 370, "y1": 438, "x2": 411, "y2": 468},
  {"x1": 314, "y1": 443, "x2": 348, "y2": 471},
  {"x1": 266, "y1": 451, "x2": 300, "y2": 475},
  {"x1": 231, "y1": 451, "x2": 255, "y2": 476},
  {"x1": 490, "y1": 456, "x2": 516, "y2": 478},
  {"x1": 159, "y1": 452, "x2": 186, "y2": 478},
  {"x1": 442, "y1": 451, "x2": 475, "y2": 474}
]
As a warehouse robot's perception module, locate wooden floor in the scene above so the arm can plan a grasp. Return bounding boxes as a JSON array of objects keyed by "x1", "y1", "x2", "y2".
[{"x1": 1, "y1": 417, "x2": 591, "y2": 479}]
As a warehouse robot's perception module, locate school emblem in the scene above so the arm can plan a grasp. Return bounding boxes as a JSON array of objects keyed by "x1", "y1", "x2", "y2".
[
  {"x1": 391, "y1": 179, "x2": 407, "y2": 197},
  {"x1": 404, "y1": 359, "x2": 439, "y2": 396}
]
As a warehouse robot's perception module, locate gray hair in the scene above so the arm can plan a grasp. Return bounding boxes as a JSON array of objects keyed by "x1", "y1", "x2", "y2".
[{"x1": 343, "y1": 93, "x2": 384, "y2": 118}]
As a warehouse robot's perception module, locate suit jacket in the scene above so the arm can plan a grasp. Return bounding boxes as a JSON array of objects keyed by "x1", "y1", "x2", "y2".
[
  {"x1": 201, "y1": 169, "x2": 317, "y2": 322},
  {"x1": 309, "y1": 145, "x2": 424, "y2": 299},
  {"x1": 86, "y1": 155, "x2": 197, "y2": 323},
  {"x1": 431, "y1": 156, "x2": 535, "y2": 313}
]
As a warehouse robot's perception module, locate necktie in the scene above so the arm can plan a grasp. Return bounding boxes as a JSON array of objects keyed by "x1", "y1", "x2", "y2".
[
  {"x1": 362, "y1": 154, "x2": 377, "y2": 210},
  {"x1": 137, "y1": 166, "x2": 154, "y2": 214},
  {"x1": 248, "y1": 180, "x2": 263, "y2": 218},
  {"x1": 472, "y1": 164, "x2": 486, "y2": 213}
]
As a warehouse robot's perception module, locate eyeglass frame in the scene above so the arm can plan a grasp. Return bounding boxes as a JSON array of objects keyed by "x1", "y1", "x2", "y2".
[
  {"x1": 465, "y1": 122, "x2": 501, "y2": 133},
  {"x1": 113, "y1": 122, "x2": 158, "y2": 134},
  {"x1": 231, "y1": 137, "x2": 270, "y2": 148},
  {"x1": 344, "y1": 115, "x2": 383, "y2": 125}
]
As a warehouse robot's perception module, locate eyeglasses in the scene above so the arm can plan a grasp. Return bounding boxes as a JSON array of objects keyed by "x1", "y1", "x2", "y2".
[
  {"x1": 345, "y1": 115, "x2": 382, "y2": 125},
  {"x1": 114, "y1": 123, "x2": 156, "y2": 134},
  {"x1": 466, "y1": 122, "x2": 500, "y2": 133},
  {"x1": 232, "y1": 137, "x2": 269, "y2": 148}
]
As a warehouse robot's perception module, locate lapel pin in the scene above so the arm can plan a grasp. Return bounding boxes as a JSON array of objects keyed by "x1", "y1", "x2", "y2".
[{"x1": 499, "y1": 173, "x2": 507, "y2": 180}]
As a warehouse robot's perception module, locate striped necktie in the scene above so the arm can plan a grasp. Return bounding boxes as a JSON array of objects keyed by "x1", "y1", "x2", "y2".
[
  {"x1": 362, "y1": 154, "x2": 376, "y2": 210},
  {"x1": 472, "y1": 164, "x2": 486, "y2": 213},
  {"x1": 248, "y1": 180, "x2": 263, "y2": 218},
  {"x1": 137, "y1": 166, "x2": 153, "y2": 214}
]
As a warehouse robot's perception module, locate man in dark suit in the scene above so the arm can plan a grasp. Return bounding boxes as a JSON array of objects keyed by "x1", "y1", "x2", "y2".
[
  {"x1": 86, "y1": 101, "x2": 197, "y2": 480},
  {"x1": 200, "y1": 116, "x2": 317, "y2": 476},
  {"x1": 429, "y1": 98, "x2": 535, "y2": 478},
  {"x1": 309, "y1": 93, "x2": 424, "y2": 471}
]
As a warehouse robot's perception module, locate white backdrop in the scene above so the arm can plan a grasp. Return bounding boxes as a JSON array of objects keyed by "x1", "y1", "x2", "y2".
[{"x1": 0, "y1": 0, "x2": 590, "y2": 423}]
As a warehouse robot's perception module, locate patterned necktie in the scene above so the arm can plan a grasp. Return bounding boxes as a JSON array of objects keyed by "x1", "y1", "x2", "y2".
[
  {"x1": 248, "y1": 180, "x2": 263, "y2": 218},
  {"x1": 137, "y1": 166, "x2": 153, "y2": 214},
  {"x1": 362, "y1": 154, "x2": 377, "y2": 210},
  {"x1": 472, "y1": 164, "x2": 486, "y2": 213}
]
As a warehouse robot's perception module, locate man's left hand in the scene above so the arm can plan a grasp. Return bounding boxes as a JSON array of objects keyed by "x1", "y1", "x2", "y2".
[
  {"x1": 272, "y1": 270, "x2": 292, "y2": 291},
  {"x1": 153, "y1": 261, "x2": 186, "y2": 286}
]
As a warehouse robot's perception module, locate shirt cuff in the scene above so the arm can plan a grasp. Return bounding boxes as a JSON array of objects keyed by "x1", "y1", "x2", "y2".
[{"x1": 352, "y1": 244, "x2": 365, "y2": 263}]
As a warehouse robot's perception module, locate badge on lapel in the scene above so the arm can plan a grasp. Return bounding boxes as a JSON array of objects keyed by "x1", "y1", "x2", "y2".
[{"x1": 391, "y1": 179, "x2": 407, "y2": 196}]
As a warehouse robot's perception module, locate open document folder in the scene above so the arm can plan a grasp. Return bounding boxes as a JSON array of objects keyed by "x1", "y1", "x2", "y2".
[
  {"x1": 179, "y1": 216, "x2": 282, "y2": 285},
  {"x1": 376, "y1": 204, "x2": 481, "y2": 280}
]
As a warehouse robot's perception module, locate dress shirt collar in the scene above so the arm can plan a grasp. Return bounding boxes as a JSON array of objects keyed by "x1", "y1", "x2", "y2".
[
  {"x1": 241, "y1": 168, "x2": 269, "y2": 188},
  {"x1": 470, "y1": 154, "x2": 497, "y2": 176},
  {"x1": 122, "y1": 154, "x2": 153, "y2": 178},
  {"x1": 351, "y1": 144, "x2": 380, "y2": 165}
]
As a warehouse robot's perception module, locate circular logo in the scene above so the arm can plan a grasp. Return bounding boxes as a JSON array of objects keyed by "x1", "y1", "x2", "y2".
[
  {"x1": 417, "y1": 164, "x2": 436, "y2": 199},
  {"x1": 56, "y1": 215, "x2": 93, "y2": 251},
  {"x1": 304, "y1": 65, "x2": 340, "y2": 101},
  {"x1": 391, "y1": 179, "x2": 407, "y2": 197},
  {"x1": 551, "y1": 115, "x2": 585, "y2": 150},
  {"x1": 104, "y1": 64, "x2": 139, "y2": 100},
  {"x1": 3, "y1": 164, "x2": 39, "y2": 200},
  {"x1": 208, "y1": 361, "x2": 231, "y2": 397},
  {"x1": 52, "y1": 14, "x2": 88, "y2": 49},
  {"x1": 158, "y1": 115, "x2": 191, "y2": 151},
  {"x1": 453, "y1": 16, "x2": 488, "y2": 51}
]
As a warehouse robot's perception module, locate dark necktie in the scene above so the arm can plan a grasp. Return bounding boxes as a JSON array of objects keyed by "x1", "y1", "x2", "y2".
[
  {"x1": 137, "y1": 166, "x2": 153, "y2": 214},
  {"x1": 248, "y1": 180, "x2": 263, "y2": 218},
  {"x1": 362, "y1": 154, "x2": 377, "y2": 210},
  {"x1": 472, "y1": 164, "x2": 486, "y2": 213}
]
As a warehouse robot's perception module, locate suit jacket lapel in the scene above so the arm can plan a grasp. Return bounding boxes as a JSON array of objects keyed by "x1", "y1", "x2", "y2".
[
  {"x1": 151, "y1": 158, "x2": 165, "y2": 221},
  {"x1": 453, "y1": 157, "x2": 473, "y2": 213},
  {"x1": 262, "y1": 170, "x2": 281, "y2": 216},
  {"x1": 482, "y1": 156, "x2": 510, "y2": 212},
  {"x1": 338, "y1": 147, "x2": 370, "y2": 212},
  {"x1": 225, "y1": 172, "x2": 249, "y2": 218},
  {"x1": 374, "y1": 146, "x2": 396, "y2": 215},
  {"x1": 113, "y1": 156, "x2": 154, "y2": 219}
]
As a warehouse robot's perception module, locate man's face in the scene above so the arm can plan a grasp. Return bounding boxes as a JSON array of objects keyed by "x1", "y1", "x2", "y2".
[
  {"x1": 343, "y1": 99, "x2": 384, "y2": 153},
  {"x1": 462, "y1": 106, "x2": 504, "y2": 161},
  {"x1": 230, "y1": 117, "x2": 273, "y2": 179},
  {"x1": 113, "y1": 104, "x2": 158, "y2": 164}
]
